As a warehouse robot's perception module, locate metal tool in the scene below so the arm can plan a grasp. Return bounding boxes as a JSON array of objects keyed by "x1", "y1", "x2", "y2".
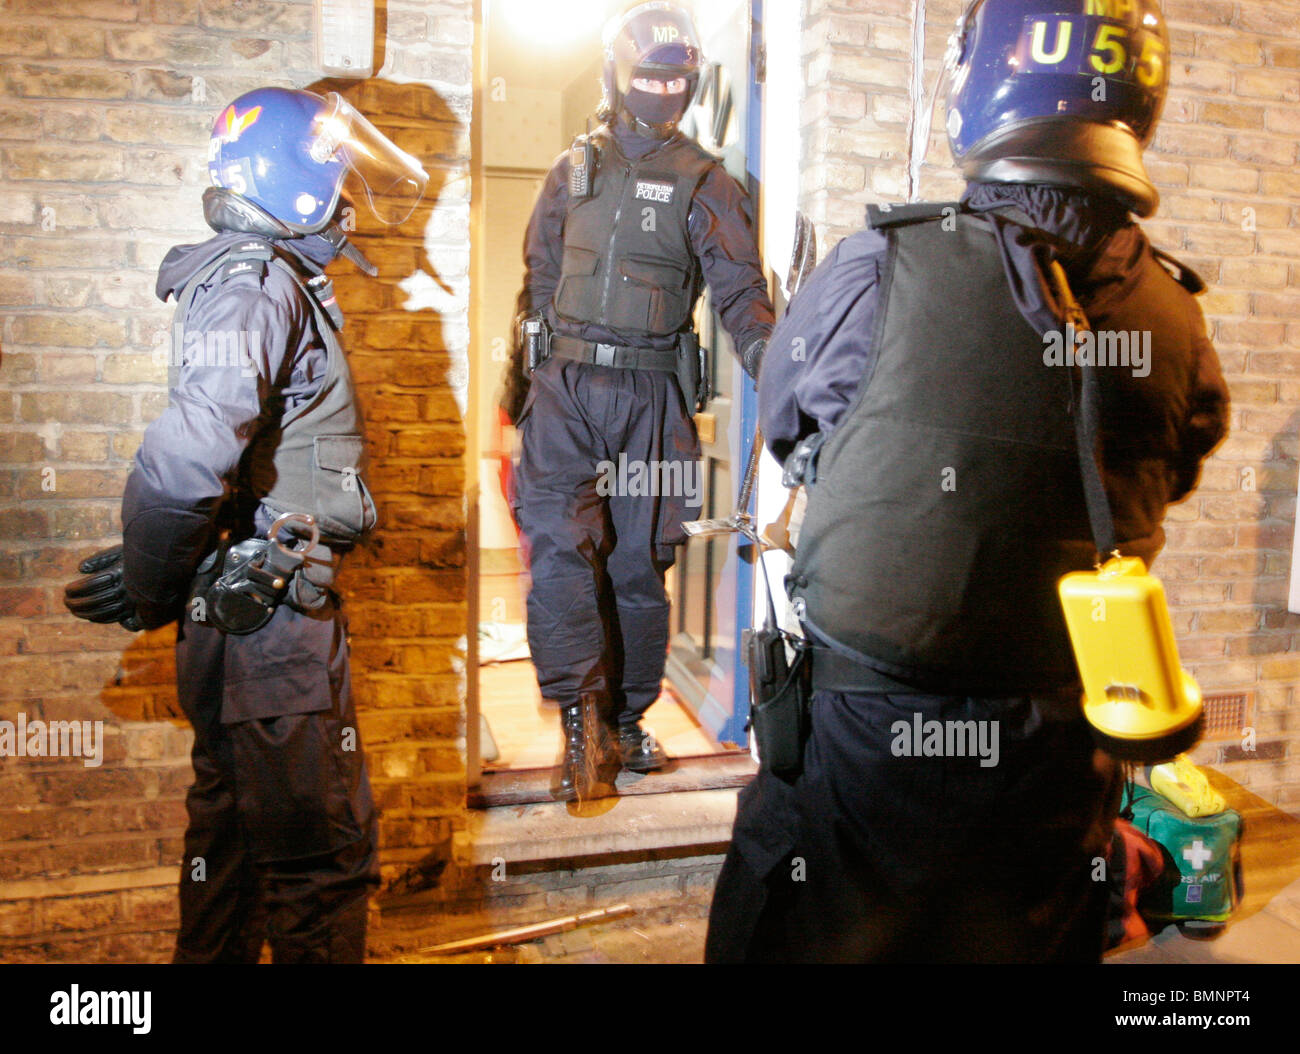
[
  {"x1": 681, "y1": 425, "x2": 764, "y2": 540},
  {"x1": 682, "y1": 212, "x2": 817, "y2": 543}
]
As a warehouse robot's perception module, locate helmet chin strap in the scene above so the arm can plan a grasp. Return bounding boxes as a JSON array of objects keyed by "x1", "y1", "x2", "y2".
[
  {"x1": 202, "y1": 188, "x2": 378, "y2": 276},
  {"x1": 318, "y1": 222, "x2": 379, "y2": 277},
  {"x1": 618, "y1": 107, "x2": 678, "y2": 141}
]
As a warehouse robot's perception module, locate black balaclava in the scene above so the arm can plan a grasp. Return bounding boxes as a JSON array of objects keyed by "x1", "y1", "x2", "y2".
[
  {"x1": 621, "y1": 72, "x2": 690, "y2": 139},
  {"x1": 625, "y1": 86, "x2": 689, "y2": 128}
]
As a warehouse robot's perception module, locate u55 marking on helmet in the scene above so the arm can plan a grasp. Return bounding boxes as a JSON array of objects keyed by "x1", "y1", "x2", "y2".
[
  {"x1": 208, "y1": 87, "x2": 429, "y2": 235},
  {"x1": 946, "y1": 0, "x2": 1171, "y2": 216}
]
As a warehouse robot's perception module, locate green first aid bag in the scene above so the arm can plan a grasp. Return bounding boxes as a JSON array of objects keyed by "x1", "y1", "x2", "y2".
[{"x1": 1122, "y1": 783, "x2": 1243, "y2": 925}]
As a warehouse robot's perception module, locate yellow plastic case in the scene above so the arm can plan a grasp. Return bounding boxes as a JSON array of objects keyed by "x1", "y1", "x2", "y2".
[
  {"x1": 1150, "y1": 754, "x2": 1226, "y2": 817},
  {"x1": 1058, "y1": 556, "x2": 1203, "y2": 762}
]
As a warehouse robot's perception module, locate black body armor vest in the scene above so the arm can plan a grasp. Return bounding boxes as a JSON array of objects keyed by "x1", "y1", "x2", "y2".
[
  {"x1": 170, "y1": 240, "x2": 376, "y2": 545},
  {"x1": 790, "y1": 207, "x2": 1200, "y2": 695},
  {"x1": 553, "y1": 130, "x2": 716, "y2": 337}
]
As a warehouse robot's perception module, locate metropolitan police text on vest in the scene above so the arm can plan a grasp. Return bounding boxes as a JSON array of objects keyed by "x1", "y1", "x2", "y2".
[{"x1": 634, "y1": 179, "x2": 675, "y2": 204}]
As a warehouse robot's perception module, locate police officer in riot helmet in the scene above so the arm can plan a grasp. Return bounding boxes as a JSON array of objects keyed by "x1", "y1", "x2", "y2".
[
  {"x1": 706, "y1": 0, "x2": 1228, "y2": 962},
  {"x1": 65, "y1": 87, "x2": 428, "y2": 962},
  {"x1": 600, "y1": 0, "x2": 702, "y2": 141},
  {"x1": 504, "y1": 1, "x2": 774, "y2": 802}
]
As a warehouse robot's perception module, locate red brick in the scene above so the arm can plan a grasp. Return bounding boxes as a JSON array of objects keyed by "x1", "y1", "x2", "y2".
[
  {"x1": 1231, "y1": 135, "x2": 1297, "y2": 167},
  {"x1": 122, "y1": 886, "x2": 178, "y2": 925},
  {"x1": 0, "y1": 432, "x2": 46, "y2": 463},
  {"x1": 0, "y1": 236, "x2": 129, "y2": 270},
  {"x1": 48, "y1": 25, "x2": 106, "y2": 59},
  {"x1": 103, "y1": 108, "x2": 211, "y2": 147},
  {"x1": 0, "y1": 145, "x2": 124, "y2": 182},
  {"x1": 129, "y1": 67, "x2": 199, "y2": 102},
  {"x1": 0, "y1": 23, "x2": 47, "y2": 59},
  {"x1": 1200, "y1": 101, "x2": 1264, "y2": 128},
  {"x1": 198, "y1": 0, "x2": 312, "y2": 34},
  {"x1": 1190, "y1": 163, "x2": 1253, "y2": 193},
  {"x1": 19, "y1": 391, "x2": 134, "y2": 424},
  {"x1": 1233, "y1": 5, "x2": 1300, "y2": 36},
  {"x1": 4, "y1": 63, "x2": 131, "y2": 100},
  {"x1": 43, "y1": 892, "x2": 121, "y2": 932},
  {"x1": 1234, "y1": 69, "x2": 1300, "y2": 101},
  {"x1": 43, "y1": 108, "x2": 104, "y2": 141},
  {"x1": 0, "y1": 105, "x2": 41, "y2": 140},
  {"x1": 1261, "y1": 171, "x2": 1300, "y2": 197},
  {"x1": 6, "y1": 0, "x2": 141, "y2": 18},
  {"x1": 0, "y1": 587, "x2": 45, "y2": 617},
  {"x1": 1265, "y1": 43, "x2": 1300, "y2": 69}
]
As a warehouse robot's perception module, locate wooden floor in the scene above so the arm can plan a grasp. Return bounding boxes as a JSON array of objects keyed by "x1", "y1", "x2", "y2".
[{"x1": 479, "y1": 650, "x2": 725, "y2": 771}]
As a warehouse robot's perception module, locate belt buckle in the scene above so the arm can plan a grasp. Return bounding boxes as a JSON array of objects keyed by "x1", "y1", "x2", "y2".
[{"x1": 594, "y1": 343, "x2": 616, "y2": 367}]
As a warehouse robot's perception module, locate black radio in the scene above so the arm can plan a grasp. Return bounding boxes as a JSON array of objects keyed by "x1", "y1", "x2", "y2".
[{"x1": 568, "y1": 134, "x2": 594, "y2": 199}]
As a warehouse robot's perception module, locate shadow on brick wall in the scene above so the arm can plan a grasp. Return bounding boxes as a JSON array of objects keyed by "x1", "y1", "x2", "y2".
[{"x1": 306, "y1": 76, "x2": 471, "y2": 894}]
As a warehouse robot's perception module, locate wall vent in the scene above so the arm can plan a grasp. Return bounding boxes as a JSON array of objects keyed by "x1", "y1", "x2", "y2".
[{"x1": 1201, "y1": 692, "x2": 1252, "y2": 741}]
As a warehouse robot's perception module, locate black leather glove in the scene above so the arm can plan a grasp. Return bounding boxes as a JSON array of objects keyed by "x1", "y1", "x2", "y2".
[
  {"x1": 63, "y1": 545, "x2": 143, "y2": 632},
  {"x1": 741, "y1": 337, "x2": 767, "y2": 382}
]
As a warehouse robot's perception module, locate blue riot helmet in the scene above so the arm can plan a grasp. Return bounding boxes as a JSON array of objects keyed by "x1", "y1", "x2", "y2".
[
  {"x1": 600, "y1": 2, "x2": 704, "y2": 136},
  {"x1": 207, "y1": 87, "x2": 428, "y2": 236},
  {"x1": 945, "y1": 0, "x2": 1170, "y2": 216}
]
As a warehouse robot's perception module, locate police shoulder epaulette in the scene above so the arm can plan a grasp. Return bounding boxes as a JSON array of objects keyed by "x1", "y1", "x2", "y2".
[
  {"x1": 1151, "y1": 246, "x2": 1206, "y2": 295},
  {"x1": 220, "y1": 239, "x2": 274, "y2": 282},
  {"x1": 865, "y1": 201, "x2": 963, "y2": 231}
]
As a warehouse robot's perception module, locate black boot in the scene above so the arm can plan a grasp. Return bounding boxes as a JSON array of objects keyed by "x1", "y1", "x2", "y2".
[
  {"x1": 551, "y1": 696, "x2": 619, "y2": 802},
  {"x1": 616, "y1": 720, "x2": 668, "y2": 773}
]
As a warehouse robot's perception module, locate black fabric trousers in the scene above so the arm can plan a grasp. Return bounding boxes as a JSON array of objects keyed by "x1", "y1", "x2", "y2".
[
  {"x1": 706, "y1": 689, "x2": 1121, "y2": 963},
  {"x1": 172, "y1": 598, "x2": 378, "y2": 964},
  {"x1": 513, "y1": 356, "x2": 700, "y2": 724}
]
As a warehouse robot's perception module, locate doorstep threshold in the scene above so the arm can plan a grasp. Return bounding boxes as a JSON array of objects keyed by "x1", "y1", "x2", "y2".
[
  {"x1": 452, "y1": 782, "x2": 745, "y2": 867},
  {"x1": 471, "y1": 751, "x2": 754, "y2": 808}
]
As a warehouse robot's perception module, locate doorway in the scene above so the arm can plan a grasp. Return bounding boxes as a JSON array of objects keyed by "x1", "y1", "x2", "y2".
[{"x1": 468, "y1": 0, "x2": 773, "y2": 800}]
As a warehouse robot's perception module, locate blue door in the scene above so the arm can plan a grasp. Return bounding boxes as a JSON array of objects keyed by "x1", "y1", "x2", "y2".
[{"x1": 666, "y1": 0, "x2": 765, "y2": 749}]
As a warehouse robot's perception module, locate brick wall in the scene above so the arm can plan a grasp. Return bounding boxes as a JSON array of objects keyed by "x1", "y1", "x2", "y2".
[
  {"x1": 800, "y1": 0, "x2": 1300, "y2": 810},
  {"x1": 0, "y1": 0, "x2": 473, "y2": 961},
  {"x1": 4, "y1": 0, "x2": 1297, "y2": 964}
]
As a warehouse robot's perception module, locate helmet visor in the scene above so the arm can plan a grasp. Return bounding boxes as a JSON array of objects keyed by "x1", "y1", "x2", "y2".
[
  {"x1": 310, "y1": 93, "x2": 429, "y2": 226},
  {"x1": 605, "y1": 2, "x2": 704, "y2": 97}
]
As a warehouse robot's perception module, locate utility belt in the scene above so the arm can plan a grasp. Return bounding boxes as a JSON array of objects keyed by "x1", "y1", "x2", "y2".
[
  {"x1": 804, "y1": 624, "x2": 1080, "y2": 699},
  {"x1": 550, "y1": 334, "x2": 679, "y2": 372},
  {"x1": 809, "y1": 645, "x2": 933, "y2": 695},
  {"x1": 189, "y1": 512, "x2": 332, "y2": 635},
  {"x1": 520, "y1": 313, "x2": 710, "y2": 412}
]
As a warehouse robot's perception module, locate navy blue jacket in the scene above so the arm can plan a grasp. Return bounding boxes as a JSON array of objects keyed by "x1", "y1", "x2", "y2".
[{"x1": 121, "y1": 233, "x2": 339, "y2": 628}]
